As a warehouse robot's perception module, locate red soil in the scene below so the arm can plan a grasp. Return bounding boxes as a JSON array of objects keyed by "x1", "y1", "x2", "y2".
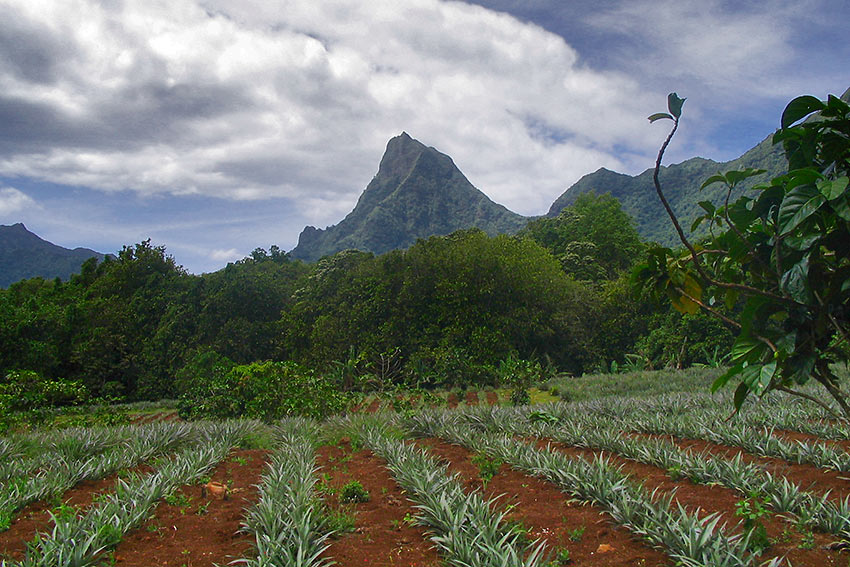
[
  {"x1": 316, "y1": 441, "x2": 441, "y2": 567},
  {"x1": 446, "y1": 393, "x2": 459, "y2": 408},
  {"x1": 465, "y1": 391, "x2": 479, "y2": 406},
  {"x1": 110, "y1": 448, "x2": 268, "y2": 567},
  {"x1": 415, "y1": 438, "x2": 670, "y2": 566},
  {"x1": 486, "y1": 391, "x2": 499, "y2": 406},
  {"x1": 0, "y1": 465, "x2": 155, "y2": 561}
]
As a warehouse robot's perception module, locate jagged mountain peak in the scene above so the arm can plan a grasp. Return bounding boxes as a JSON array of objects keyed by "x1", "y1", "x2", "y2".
[{"x1": 290, "y1": 133, "x2": 526, "y2": 261}]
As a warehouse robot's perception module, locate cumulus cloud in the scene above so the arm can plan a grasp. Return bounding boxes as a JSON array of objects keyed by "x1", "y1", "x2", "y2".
[
  {"x1": 0, "y1": 0, "x2": 662, "y2": 220},
  {"x1": 0, "y1": 186, "x2": 38, "y2": 216}
]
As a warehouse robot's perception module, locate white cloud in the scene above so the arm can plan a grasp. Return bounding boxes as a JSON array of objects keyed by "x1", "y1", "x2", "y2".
[
  {"x1": 209, "y1": 248, "x2": 242, "y2": 262},
  {"x1": 0, "y1": 0, "x2": 661, "y2": 220},
  {"x1": 0, "y1": 186, "x2": 38, "y2": 216}
]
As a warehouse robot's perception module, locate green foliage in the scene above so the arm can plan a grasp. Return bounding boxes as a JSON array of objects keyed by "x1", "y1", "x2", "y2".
[
  {"x1": 522, "y1": 193, "x2": 644, "y2": 280},
  {"x1": 0, "y1": 370, "x2": 88, "y2": 413},
  {"x1": 178, "y1": 360, "x2": 350, "y2": 421},
  {"x1": 638, "y1": 91, "x2": 850, "y2": 416},
  {"x1": 339, "y1": 480, "x2": 370, "y2": 503},
  {"x1": 470, "y1": 452, "x2": 502, "y2": 488},
  {"x1": 735, "y1": 493, "x2": 770, "y2": 554}
]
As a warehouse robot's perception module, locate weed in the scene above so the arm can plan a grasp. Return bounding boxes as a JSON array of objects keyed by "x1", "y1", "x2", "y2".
[
  {"x1": 568, "y1": 525, "x2": 585, "y2": 542},
  {"x1": 230, "y1": 455, "x2": 248, "y2": 466},
  {"x1": 340, "y1": 480, "x2": 370, "y2": 503},
  {"x1": 324, "y1": 504, "x2": 356, "y2": 535},
  {"x1": 470, "y1": 452, "x2": 502, "y2": 488},
  {"x1": 735, "y1": 493, "x2": 770, "y2": 554}
]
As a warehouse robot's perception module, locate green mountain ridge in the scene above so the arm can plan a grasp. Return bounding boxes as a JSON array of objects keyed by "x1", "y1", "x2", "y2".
[
  {"x1": 548, "y1": 134, "x2": 787, "y2": 245},
  {"x1": 289, "y1": 132, "x2": 528, "y2": 261},
  {"x1": 0, "y1": 223, "x2": 106, "y2": 288}
]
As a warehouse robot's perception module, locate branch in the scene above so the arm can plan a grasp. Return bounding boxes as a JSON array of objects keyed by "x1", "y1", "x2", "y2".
[
  {"x1": 652, "y1": 118, "x2": 805, "y2": 308},
  {"x1": 777, "y1": 386, "x2": 841, "y2": 420},
  {"x1": 675, "y1": 285, "x2": 778, "y2": 354}
]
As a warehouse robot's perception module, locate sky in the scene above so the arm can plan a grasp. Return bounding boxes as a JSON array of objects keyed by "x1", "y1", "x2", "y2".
[{"x1": 0, "y1": 0, "x2": 847, "y2": 274}]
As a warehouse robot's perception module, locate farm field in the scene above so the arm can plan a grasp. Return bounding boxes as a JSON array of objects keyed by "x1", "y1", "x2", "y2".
[{"x1": 2, "y1": 369, "x2": 850, "y2": 566}]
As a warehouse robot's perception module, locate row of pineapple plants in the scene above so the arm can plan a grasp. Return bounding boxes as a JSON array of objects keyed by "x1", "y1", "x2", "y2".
[
  {"x1": 336, "y1": 415, "x2": 548, "y2": 567},
  {"x1": 0, "y1": 421, "x2": 201, "y2": 532},
  {"x1": 4, "y1": 421, "x2": 255, "y2": 567},
  {"x1": 460, "y1": 404, "x2": 850, "y2": 539},
  {"x1": 237, "y1": 418, "x2": 332, "y2": 567},
  {"x1": 405, "y1": 411, "x2": 764, "y2": 567}
]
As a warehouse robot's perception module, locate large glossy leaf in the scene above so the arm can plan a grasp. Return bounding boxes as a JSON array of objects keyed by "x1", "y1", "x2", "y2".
[
  {"x1": 783, "y1": 233, "x2": 821, "y2": 251},
  {"x1": 818, "y1": 176, "x2": 849, "y2": 200},
  {"x1": 831, "y1": 195, "x2": 850, "y2": 221},
  {"x1": 781, "y1": 95, "x2": 825, "y2": 128},
  {"x1": 778, "y1": 184, "x2": 825, "y2": 234},
  {"x1": 730, "y1": 335, "x2": 769, "y2": 365},
  {"x1": 780, "y1": 256, "x2": 811, "y2": 303}
]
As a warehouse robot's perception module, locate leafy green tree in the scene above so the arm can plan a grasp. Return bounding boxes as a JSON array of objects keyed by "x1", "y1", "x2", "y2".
[
  {"x1": 522, "y1": 193, "x2": 644, "y2": 280},
  {"x1": 637, "y1": 92, "x2": 850, "y2": 417}
]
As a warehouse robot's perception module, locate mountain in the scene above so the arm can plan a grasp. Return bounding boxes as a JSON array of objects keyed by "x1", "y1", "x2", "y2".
[
  {"x1": 549, "y1": 86, "x2": 850, "y2": 245},
  {"x1": 548, "y1": 134, "x2": 786, "y2": 245},
  {"x1": 0, "y1": 223, "x2": 106, "y2": 287},
  {"x1": 289, "y1": 132, "x2": 528, "y2": 261}
]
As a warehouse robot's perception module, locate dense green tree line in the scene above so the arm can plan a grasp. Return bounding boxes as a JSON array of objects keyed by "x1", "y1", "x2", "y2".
[{"x1": 0, "y1": 194, "x2": 731, "y2": 406}]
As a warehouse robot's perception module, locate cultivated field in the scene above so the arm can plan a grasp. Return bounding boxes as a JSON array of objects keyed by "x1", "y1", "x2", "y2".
[{"x1": 2, "y1": 370, "x2": 850, "y2": 567}]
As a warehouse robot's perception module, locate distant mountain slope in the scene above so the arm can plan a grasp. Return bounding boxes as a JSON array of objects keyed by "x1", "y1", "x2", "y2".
[
  {"x1": 548, "y1": 134, "x2": 786, "y2": 245},
  {"x1": 549, "y1": 86, "x2": 850, "y2": 245},
  {"x1": 0, "y1": 223, "x2": 106, "y2": 287},
  {"x1": 290, "y1": 132, "x2": 528, "y2": 261}
]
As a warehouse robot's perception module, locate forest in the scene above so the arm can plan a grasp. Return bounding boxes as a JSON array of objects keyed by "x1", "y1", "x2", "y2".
[{"x1": 0, "y1": 192, "x2": 732, "y2": 415}]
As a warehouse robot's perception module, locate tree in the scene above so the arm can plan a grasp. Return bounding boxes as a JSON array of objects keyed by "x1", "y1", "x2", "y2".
[
  {"x1": 522, "y1": 193, "x2": 644, "y2": 280},
  {"x1": 636, "y1": 92, "x2": 850, "y2": 417}
]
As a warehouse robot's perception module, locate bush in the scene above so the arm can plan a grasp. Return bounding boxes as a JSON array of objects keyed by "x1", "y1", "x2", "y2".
[
  {"x1": 0, "y1": 370, "x2": 88, "y2": 412},
  {"x1": 178, "y1": 359, "x2": 350, "y2": 421}
]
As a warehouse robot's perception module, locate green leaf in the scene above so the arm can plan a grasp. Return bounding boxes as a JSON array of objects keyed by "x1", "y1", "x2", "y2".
[
  {"x1": 712, "y1": 363, "x2": 741, "y2": 393},
  {"x1": 648, "y1": 112, "x2": 674, "y2": 123},
  {"x1": 831, "y1": 195, "x2": 850, "y2": 221},
  {"x1": 667, "y1": 93, "x2": 686, "y2": 119},
  {"x1": 723, "y1": 168, "x2": 767, "y2": 187},
  {"x1": 778, "y1": 184, "x2": 826, "y2": 234},
  {"x1": 733, "y1": 381, "x2": 750, "y2": 410},
  {"x1": 757, "y1": 361, "x2": 777, "y2": 394},
  {"x1": 697, "y1": 201, "x2": 715, "y2": 214},
  {"x1": 783, "y1": 233, "x2": 821, "y2": 251},
  {"x1": 781, "y1": 257, "x2": 812, "y2": 303},
  {"x1": 781, "y1": 95, "x2": 826, "y2": 128},
  {"x1": 700, "y1": 175, "x2": 727, "y2": 190},
  {"x1": 818, "y1": 176, "x2": 849, "y2": 200},
  {"x1": 730, "y1": 335, "x2": 769, "y2": 365}
]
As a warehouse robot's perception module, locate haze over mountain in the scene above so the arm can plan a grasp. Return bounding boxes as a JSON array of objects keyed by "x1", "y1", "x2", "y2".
[
  {"x1": 290, "y1": 133, "x2": 527, "y2": 261},
  {"x1": 0, "y1": 223, "x2": 106, "y2": 288}
]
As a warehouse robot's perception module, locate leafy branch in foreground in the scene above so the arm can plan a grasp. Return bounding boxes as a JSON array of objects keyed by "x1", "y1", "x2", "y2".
[{"x1": 635, "y1": 92, "x2": 850, "y2": 417}]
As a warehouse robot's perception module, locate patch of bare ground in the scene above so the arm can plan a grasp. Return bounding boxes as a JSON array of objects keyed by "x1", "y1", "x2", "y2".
[
  {"x1": 465, "y1": 391, "x2": 479, "y2": 406},
  {"x1": 0, "y1": 464, "x2": 155, "y2": 562},
  {"x1": 538, "y1": 438, "x2": 845, "y2": 567},
  {"x1": 446, "y1": 393, "x2": 460, "y2": 409},
  {"x1": 109, "y1": 448, "x2": 267, "y2": 567},
  {"x1": 486, "y1": 390, "x2": 499, "y2": 405},
  {"x1": 316, "y1": 440, "x2": 440, "y2": 567},
  {"x1": 414, "y1": 438, "x2": 670, "y2": 566}
]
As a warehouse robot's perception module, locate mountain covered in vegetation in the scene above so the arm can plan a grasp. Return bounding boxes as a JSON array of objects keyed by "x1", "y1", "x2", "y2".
[
  {"x1": 0, "y1": 223, "x2": 106, "y2": 288},
  {"x1": 290, "y1": 132, "x2": 528, "y2": 261},
  {"x1": 549, "y1": 134, "x2": 786, "y2": 245}
]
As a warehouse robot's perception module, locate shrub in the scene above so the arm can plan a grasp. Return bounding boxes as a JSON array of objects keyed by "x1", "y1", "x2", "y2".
[{"x1": 178, "y1": 359, "x2": 350, "y2": 421}]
